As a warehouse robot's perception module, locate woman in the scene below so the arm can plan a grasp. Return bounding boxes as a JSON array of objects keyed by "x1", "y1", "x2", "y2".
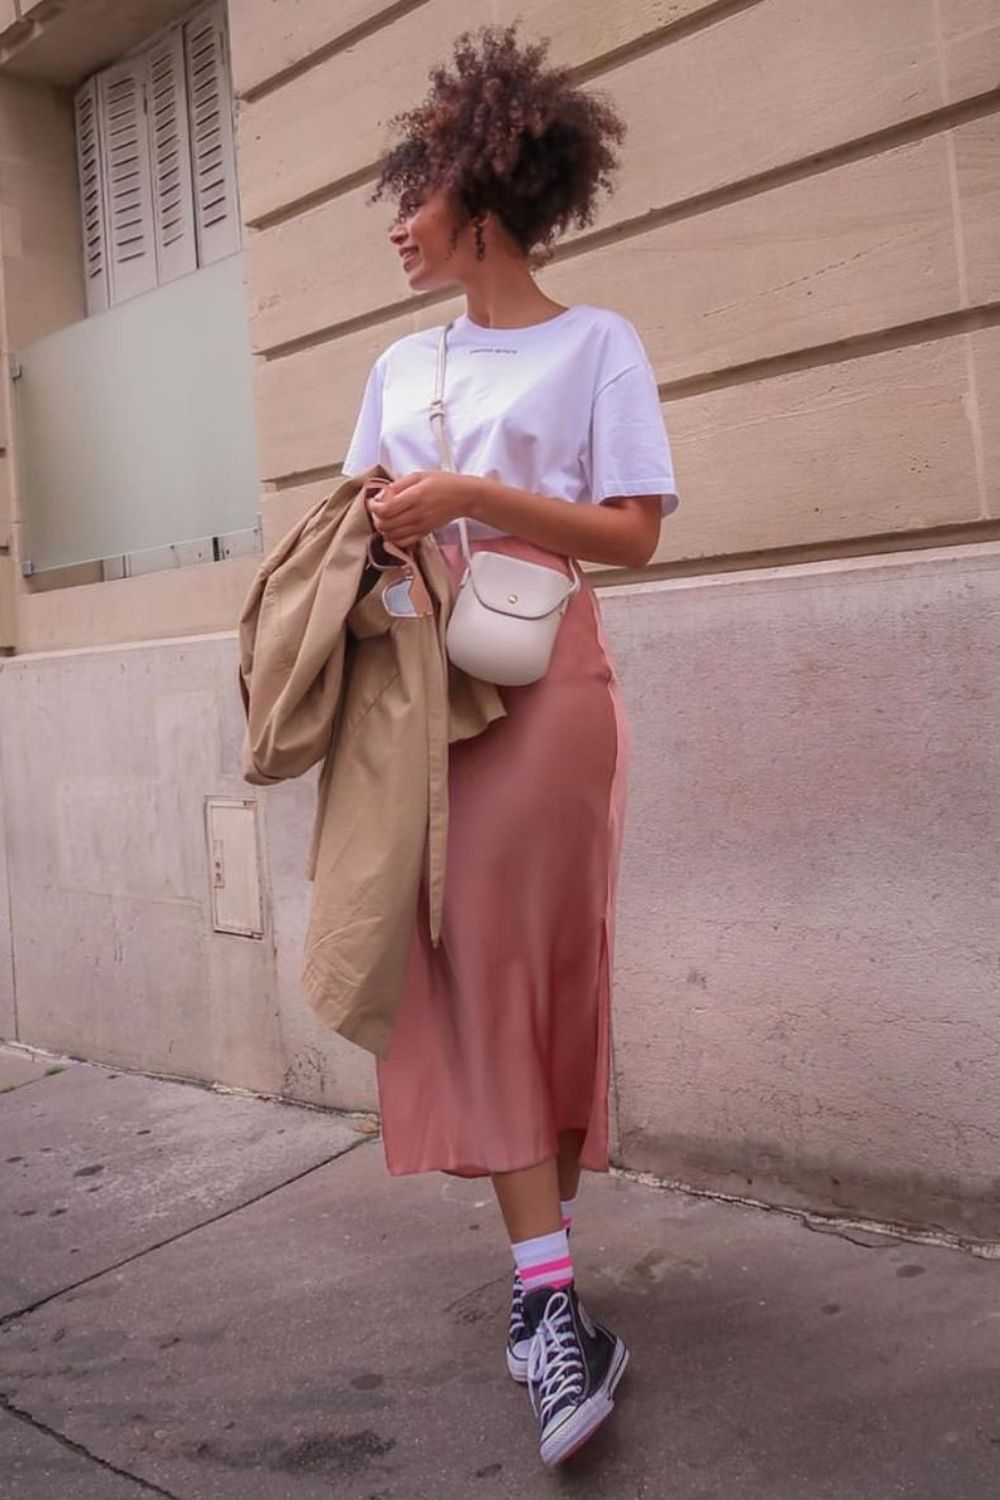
[{"x1": 341, "y1": 22, "x2": 680, "y2": 1468}]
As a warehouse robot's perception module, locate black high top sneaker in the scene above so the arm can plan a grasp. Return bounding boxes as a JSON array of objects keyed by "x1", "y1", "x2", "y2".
[
  {"x1": 520, "y1": 1282, "x2": 629, "y2": 1466},
  {"x1": 507, "y1": 1273, "x2": 602, "y2": 1385}
]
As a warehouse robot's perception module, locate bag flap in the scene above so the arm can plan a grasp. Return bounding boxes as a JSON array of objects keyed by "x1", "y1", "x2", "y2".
[{"x1": 467, "y1": 551, "x2": 575, "y2": 619}]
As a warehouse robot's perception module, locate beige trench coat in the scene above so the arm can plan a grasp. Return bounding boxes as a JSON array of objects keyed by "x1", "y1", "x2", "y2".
[{"x1": 237, "y1": 465, "x2": 507, "y2": 1057}]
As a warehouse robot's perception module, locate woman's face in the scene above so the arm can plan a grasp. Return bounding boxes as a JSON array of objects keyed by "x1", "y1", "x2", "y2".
[{"x1": 388, "y1": 186, "x2": 480, "y2": 292}]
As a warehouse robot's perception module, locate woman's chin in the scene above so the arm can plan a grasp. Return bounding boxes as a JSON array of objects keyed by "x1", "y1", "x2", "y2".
[{"x1": 406, "y1": 267, "x2": 451, "y2": 294}]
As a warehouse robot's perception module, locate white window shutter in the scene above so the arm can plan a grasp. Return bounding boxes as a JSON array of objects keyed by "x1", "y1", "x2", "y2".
[
  {"x1": 73, "y1": 77, "x2": 110, "y2": 315},
  {"x1": 183, "y1": 2, "x2": 241, "y2": 266},
  {"x1": 145, "y1": 26, "x2": 197, "y2": 284},
  {"x1": 97, "y1": 59, "x2": 158, "y2": 305}
]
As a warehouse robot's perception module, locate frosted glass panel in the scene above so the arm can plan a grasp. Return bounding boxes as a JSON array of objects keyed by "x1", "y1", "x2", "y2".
[{"x1": 14, "y1": 253, "x2": 259, "y2": 572}]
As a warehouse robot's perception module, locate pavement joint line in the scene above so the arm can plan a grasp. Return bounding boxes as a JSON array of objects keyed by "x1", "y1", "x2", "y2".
[
  {"x1": 0, "y1": 1391, "x2": 182, "y2": 1498},
  {"x1": 9, "y1": 1048, "x2": 998, "y2": 1258},
  {"x1": 442, "y1": 1271, "x2": 509, "y2": 1316},
  {"x1": 0, "y1": 1041, "x2": 382, "y2": 1129},
  {"x1": 609, "y1": 1163, "x2": 1000, "y2": 1260},
  {"x1": 0, "y1": 1135, "x2": 378, "y2": 1333},
  {"x1": 0, "y1": 1067, "x2": 69, "y2": 1097}
]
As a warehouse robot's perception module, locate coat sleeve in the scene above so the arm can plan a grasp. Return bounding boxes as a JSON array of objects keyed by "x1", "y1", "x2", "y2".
[{"x1": 237, "y1": 495, "x2": 366, "y2": 785}]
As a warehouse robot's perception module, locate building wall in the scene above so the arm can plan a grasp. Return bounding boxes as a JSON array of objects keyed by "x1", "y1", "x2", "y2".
[
  {"x1": 0, "y1": 72, "x2": 89, "y2": 646},
  {"x1": 0, "y1": 1, "x2": 260, "y2": 649},
  {"x1": 0, "y1": 0, "x2": 997, "y2": 1240},
  {"x1": 2, "y1": 541, "x2": 999, "y2": 1242},
  {"x1": 609, "y1": 541, "x2": 1000, "y2": 1243},
  {"x1": 0, "y1": 632, "x2": 372, "y2": 1113},
  {"x1": 0, "y1": 0, "x2": 995, "y2": 647},
  {"x1": 233, "y1": 0, "x2": 999, "y2": 566}
]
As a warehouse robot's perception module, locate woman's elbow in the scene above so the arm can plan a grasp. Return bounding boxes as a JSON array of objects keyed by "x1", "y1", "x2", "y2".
[
  {"x1": 624, "y1": 517, "x2": 662, "y2": 569},
  {"x1": 603, "y1": 496, "x2": 662, "y2": 569}
]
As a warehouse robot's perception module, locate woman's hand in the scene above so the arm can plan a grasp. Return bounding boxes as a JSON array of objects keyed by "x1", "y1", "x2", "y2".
[{"x1": 367, "y1": 471, "x2": 475, "y2": 547}]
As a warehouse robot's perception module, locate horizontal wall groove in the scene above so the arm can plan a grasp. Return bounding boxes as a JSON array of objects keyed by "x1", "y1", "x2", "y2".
[
  {"x1": 256, "y1": 288, "x2": 440, "y2": 362},
  {"x1": 237, "y1": 0, "x2": 767, "y2": 110},
  {"x1": 242, "y1": 0, "x2": 763, "y2": 233},
  {"x1": 243, "y1": 31, "x2": 998, "y2": 235},
  {"x1": 599, "y1": 84, "x2": 1000, "y2": 274},
  {"x1": 252, "y1": 83, "x2": 1000, "y2": 358},
  {"x1": 268, "y1": 463, "x2": 345, "y2": 493},
  {"x1": 246, "y1": 162, "x2": 379, "y2": 234},
  {"x1": 260, "y1": 300, "x2": 1000, "y2": 490},
  {"x1": 237, "y1": 0, "x2": 434, "y2": 103},
  {"x1": 588, "y1": 524, "x2": 1000, "y2": 589},
  {"x1": 569, "y1": 0, "x2": 770, "y2": 87},
  {"x1": 255, "y1": 497, "x2": 1000, "y2": 580},
  {"x1": 660, "y1": 300, "x2": 1000, "y2": 401}
]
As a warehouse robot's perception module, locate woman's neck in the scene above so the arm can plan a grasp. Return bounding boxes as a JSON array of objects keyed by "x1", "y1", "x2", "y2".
[{"x1": 462, "y1": 267, "x2": 567, "y2": 330}]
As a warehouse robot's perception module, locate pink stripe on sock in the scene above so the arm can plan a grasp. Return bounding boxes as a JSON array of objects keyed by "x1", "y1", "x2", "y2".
[
  {"x1": 523, "y1": 1269, "x2": 573, "y2": 1290},
  {"x1": 524, "y1": 1255, "x2": 572, "y2": 1279}
]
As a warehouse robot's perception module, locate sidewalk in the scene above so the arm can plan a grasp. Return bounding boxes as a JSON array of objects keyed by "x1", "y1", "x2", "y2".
[{"x1": 1, "y1": 1043, "x2": 998, "y2": 1499}]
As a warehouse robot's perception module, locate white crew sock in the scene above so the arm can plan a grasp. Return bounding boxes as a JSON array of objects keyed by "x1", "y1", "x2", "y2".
[{"x1": 511, "y1": 1228, "x2": 574, "y2": 1293}]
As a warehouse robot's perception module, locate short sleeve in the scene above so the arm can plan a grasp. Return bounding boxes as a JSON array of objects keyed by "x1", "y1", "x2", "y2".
[
  {"x1": 341, "y1": 356, "x2": 386, "y2": 476},
  {"x1": 588, "y1": 332, "x2": 680, "y2": 516}
]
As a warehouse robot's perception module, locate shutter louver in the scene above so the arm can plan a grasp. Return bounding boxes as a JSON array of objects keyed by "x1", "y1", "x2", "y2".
[
  {"x1": 184, "y1": 2, "x2": 241, "y2": 266},
  {"x1": 73, "y1": 78, "x2": 110, "y2": 315},
  {"x1": 97, "y1": 60, "x2": 157, "y2": 305},
  {"x1": 146, "y1": 27, "x2": 197, "y2": 284}
]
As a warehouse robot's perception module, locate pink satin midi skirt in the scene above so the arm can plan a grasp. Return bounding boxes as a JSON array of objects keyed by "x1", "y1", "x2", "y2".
[{"x1": 375, "y1": 533, "x2": 633, "y2": 1179}]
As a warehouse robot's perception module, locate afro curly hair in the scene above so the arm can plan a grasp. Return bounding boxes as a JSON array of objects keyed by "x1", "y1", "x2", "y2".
[{"x1": 368, "y1": 19, "x2": 626, "y2": 265}]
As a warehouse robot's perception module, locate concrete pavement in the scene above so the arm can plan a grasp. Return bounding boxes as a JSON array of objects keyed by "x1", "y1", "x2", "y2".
[{"x1": 2, "y1": 1043, "x2": 999, "y2": 1498}]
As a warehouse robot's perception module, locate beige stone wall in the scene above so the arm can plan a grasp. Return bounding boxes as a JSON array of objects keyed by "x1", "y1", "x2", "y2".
[
  {"x1": 0, "y1": 0, "x2": 996, "y2": 649},
  {"x1": 234, "y1": 0, "x2": 1000, "y2": 561}
]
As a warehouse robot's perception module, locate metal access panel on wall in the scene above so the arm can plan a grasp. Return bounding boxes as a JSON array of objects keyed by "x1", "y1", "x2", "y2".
[{"x1": 205, "y1": 797, "x2": 264, "y2": 937}]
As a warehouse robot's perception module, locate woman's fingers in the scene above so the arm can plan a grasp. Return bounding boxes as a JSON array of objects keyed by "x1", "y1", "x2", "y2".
[
  {"x1": 372, "y1": 494, "x2": 420, "y2": 521},
  {"x1": 371, "y1": 490, "x2": 431, "y2": 540},
  {"x1": 370, "y1": 499, "x2": 424, "y2": 547},
  {"x1": 373, "y1": 520, "x2": 419, "y2": 547},
  {"x1": 386, "y1": 471, "x2": 426, "y2": 497}
]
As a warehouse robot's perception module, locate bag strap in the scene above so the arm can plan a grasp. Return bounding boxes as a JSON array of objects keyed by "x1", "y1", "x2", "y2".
[
  {"x1": 429, "y1": 321, "x2": 473, "y2": 568},
  {"x1": 429, "y1": 320, "x2": 582, "y2": 592}
]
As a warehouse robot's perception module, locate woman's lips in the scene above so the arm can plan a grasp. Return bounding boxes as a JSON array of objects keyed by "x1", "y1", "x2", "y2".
[{"x1": 401, "y1": 251, "x2": 418, "y2": 270}]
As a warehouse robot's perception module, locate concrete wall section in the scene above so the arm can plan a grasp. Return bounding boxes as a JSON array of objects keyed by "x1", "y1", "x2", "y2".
[
  {"x1": 0, "y1": 713, "x2": 14, "y2": 1039},
  {"x1": 0, "y1": 632, "x2": 378, "y2": 1112},
  {"x1": 605, "y1": 541, "x2": 1000, "y2": 1243},
  {"x1": 2, "y1": 542, "x2": 999, "y2": 1238}
]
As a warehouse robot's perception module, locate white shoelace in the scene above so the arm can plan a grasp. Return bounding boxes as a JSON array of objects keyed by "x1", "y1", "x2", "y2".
[{"x1": 526, "y1": 1290, "x2": 586, "y2": 1422}]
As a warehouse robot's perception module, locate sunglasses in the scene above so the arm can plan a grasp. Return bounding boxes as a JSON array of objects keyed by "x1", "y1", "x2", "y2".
[{"x1": 362, "y1": 481, "x2": 432, "y2": 618}]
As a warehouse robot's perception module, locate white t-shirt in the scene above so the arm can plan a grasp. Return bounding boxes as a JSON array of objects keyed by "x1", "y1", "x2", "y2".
[{"x1": 342, "y1": 302, "x2": 680, "y2": 542}]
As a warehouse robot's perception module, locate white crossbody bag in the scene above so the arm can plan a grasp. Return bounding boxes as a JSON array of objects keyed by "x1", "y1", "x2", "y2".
[{"x1": 429, "y1": 319, "x2": 583, "y2": 686}]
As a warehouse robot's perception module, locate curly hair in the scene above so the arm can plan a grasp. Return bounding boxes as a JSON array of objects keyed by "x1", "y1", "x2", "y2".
[{"x1": 368, "y1": 20, "x2": 626, "y2": 264}]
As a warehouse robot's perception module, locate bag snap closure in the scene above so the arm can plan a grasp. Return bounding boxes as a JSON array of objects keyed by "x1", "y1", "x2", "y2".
[{"x1": 508, "y1": 593, "x2": 518, "y2": 603}]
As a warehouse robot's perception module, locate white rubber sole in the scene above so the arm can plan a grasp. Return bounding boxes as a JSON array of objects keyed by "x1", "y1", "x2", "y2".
[
  {"x1": 539, "y1": 1336, "x2": 630, "y2": 1468},
  {"x1": 507, "y1": 1340, "x2": 530, "y2": 1384}
]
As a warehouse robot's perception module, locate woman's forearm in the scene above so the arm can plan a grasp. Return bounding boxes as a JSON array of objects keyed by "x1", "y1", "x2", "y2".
[{"x1": 464, "y1": 477, "x2": 654, "y2": 569}]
